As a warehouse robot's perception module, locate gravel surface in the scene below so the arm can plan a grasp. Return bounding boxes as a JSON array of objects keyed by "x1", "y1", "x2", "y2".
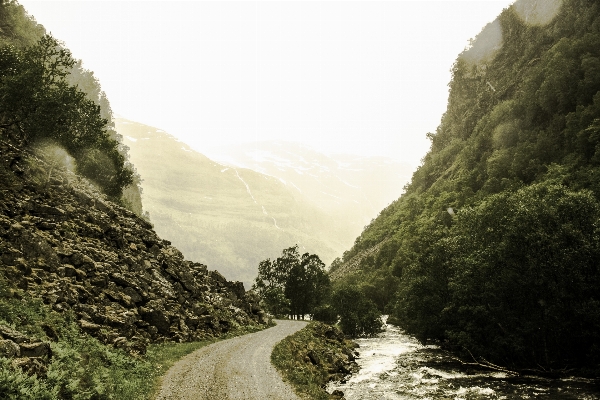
[{"x1": 155, "y1": 320, "x2": 308, "y2": 400}]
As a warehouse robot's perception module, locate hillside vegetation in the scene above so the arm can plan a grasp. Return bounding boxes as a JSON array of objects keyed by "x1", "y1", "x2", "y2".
[
  {"x1": 0, "y1": 0, "x2": 143, "y2": 214},
  {"x1": 334, "y1": 0, "x2": 600, "y2": 373},
  {"x1": 0, "y1": 2, "x2": 268, "y2": 397}
]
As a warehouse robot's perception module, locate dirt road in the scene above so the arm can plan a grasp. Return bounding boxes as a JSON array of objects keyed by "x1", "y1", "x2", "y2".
[{"x1": 155, "y1": 320, "x2": 308, "y2": 400}]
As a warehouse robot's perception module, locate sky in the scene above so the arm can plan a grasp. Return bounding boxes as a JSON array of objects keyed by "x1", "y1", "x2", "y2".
[{"x1": 19, "y1": 0, "x2": 514, "y2": 168}]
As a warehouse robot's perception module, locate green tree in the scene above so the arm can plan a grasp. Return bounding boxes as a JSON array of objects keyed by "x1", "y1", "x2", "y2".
[
  {"x1": 0, "y1": 0, "x2": 45, "y2": 48},
  {"x1": 253, "y1": 245, "x2": 330, "y2": 319},
  {"x1": 0, "y1": 34, "x2": 133, "y2": 197},
  {"x1": 285, "y1": 252, "x2": 329, "y2": 319},
  {"x1": 446, "y1": 182, "x2": 600, "y2": 368},
  {"x1": 252, "y1": 256, "x2": 290, "y2": 317},
  {"x1": 331, "y1": 284, "x2": 382, "y2": 337}
]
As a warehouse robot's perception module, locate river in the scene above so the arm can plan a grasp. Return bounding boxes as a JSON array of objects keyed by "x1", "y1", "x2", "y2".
[{"x1": 327, "y1": 320, "x2": 599, "y2": 399}]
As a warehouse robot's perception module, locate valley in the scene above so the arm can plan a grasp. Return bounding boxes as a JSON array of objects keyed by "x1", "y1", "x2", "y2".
[
  {"x1": 2, "y1": 0, "x2": 600, "y2": 398},
  {"x1": 117, "y1": 118, "x2": 410, "y2": 286}
]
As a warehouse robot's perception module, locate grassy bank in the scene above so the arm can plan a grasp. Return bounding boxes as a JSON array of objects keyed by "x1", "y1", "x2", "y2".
[
  {"x1": 271, "y1": 322, "x2": 358, "y2": 400},
  {"x1": 0, "y1": 281, "x2": 265, "y2": 399}
]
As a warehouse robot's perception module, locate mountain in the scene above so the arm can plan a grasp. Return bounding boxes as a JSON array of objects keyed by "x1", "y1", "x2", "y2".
[
  {"x1": 117, "y1": 119, "x2": 379, "y2": 286},
  {"x1": 207, "y1": 141, "x2": 413, "y2": 234},
  {"x1": 333, "y1": 0, "x2": 600, "y2": 373}
]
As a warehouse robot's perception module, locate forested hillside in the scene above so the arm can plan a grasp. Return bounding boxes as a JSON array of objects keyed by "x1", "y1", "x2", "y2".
[
  {"x1": 335, "y1": 0, "x2": 600, "y2": 373},
  {"x1": 0, "y1": 0, "x2": 143, "y2": 215}
]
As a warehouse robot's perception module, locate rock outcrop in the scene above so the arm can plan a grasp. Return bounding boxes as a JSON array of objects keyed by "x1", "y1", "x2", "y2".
[
  {"x1": 0, "y1": 142, "x2": 267, "y2": 355},
  {"x1": 0, "y1": 324, "x2": 52, "y2": 376}
]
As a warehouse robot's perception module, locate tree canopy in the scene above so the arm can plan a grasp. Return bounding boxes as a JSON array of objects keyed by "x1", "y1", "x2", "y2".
[
  {"x1": 0, "y1": 34, "x2": 133, "y2": 198},
  {"x1": 253, "y1": 245, "x2": 330, "y2": 320},
  {"x1": 329, "y1": 284, "x2": 383, "y2": 337}
]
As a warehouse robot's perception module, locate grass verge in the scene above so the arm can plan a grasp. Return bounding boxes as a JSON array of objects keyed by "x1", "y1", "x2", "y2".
[
  {"x1": 0, "y1": 279, "x2": 266, "y2": 399},
  {"x1": 271, "y1": 322, "x2": 358, "y2": 400}
]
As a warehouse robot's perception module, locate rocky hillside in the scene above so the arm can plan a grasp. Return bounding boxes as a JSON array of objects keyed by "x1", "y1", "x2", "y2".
[{"x1": 0, "y1": 141, "x2": 267, "y2": 361}]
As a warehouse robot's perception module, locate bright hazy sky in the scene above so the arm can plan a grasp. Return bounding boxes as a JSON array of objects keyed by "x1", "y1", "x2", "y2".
[{"x1": 19, "y1": 1, "x2": 514, "y2": 168}]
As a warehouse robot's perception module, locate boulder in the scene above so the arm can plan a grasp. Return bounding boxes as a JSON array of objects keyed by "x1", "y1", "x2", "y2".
[
  {"x1": 0, "y1": 339, "x2": 20, "y2": 358},
  {"x1": 0, "y1": 325, "x2": 29, "y2": 343},
  {"x1": 12, "y1": 357, "x2": 47, "y2": 377},
  {"x1": 19, "y1": 342, "x2": 51, "y2": 359},
  {"x1": 210, "y1": 270, "x2": 227, "y2": 286},
  {"x1": 31, "y1": 204, "x2": 66, "y2": 219},
  {"x1": 141, "y1": 308, "x2": 171, "y2": 334},
  {"x1": 227, "y1": 281, "x2": 245, "y2": 300},
  {"x1": 79, "y1": 319, "x2": 102, "y2": 333},
  {"x1": 121, "y1": 286, "x2": 143, "y2": 303}
]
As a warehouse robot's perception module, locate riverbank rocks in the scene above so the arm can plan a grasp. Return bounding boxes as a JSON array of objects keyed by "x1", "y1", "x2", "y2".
[{"x1": 0, "y1": 144, "x2": 268, "y2": 355}]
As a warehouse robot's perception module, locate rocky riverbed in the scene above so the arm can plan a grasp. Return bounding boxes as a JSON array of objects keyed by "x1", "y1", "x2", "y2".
[{"x1": 328, "y1": 321, "x2": 600, "y2": 399}]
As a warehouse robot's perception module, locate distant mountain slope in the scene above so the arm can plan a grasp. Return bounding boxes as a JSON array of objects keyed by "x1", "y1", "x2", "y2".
[
  {"x1": 116, "y1": 119, "x2": 359, "y2": 286},
  {"x1": 209, "y1": 141, "x2": 413, "y2": 233}
]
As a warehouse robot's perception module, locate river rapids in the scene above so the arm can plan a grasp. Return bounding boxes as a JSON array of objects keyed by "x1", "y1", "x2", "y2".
[{"x1": 327, "y1": 320, "x2": 599, "y2": 399}]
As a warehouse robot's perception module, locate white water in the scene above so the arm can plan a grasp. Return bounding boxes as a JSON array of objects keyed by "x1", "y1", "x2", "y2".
[{"x1": 327, "y1": 321, "x2": 600, "y2": 399}]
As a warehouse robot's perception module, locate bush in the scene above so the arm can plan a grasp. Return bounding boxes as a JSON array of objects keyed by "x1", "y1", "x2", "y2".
[
  {"x1": 312, "y1": 304, "x2": 337, "y2": 325},
  {"x1": 331, "y1": 285, "x2": 383, "y2": 337}
]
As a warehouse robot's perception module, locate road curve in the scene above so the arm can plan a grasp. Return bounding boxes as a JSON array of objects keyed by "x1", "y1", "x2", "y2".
[{"x1": 155, "y1": 319, "x2": 308, "y2": 400}]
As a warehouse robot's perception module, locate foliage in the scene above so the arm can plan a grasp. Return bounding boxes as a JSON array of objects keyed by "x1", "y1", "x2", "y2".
[
  {"x1": 271, "y1": 322, "x2": 356, "y2": 400},
  {"x1": 0, "y1": 277, "x2": 265, "y2": 399},
  {"x1": 445, "y1": 182, "x2": 600, "y2": 368},
  {"x1": 0, "y1": 0, "x2": 45, "y2": 48},
  {"x1": 330, "y1": 284, "x2": 383, "y2": 337},
  {"x1": 311, "y1": 304, "x2": 337, "y2": 325},
  {"x1": 335, "y1": 0, "x2": 600, "y2": 371},
  {"x1": 0, "y1": 358, "x2": 55, "y2": 400},
  {"x1": 0, "y1": 1, "x2": 143, "y2": 212},
  {"x1": 0, "y1": 34, "x2": 134, "y2": 198},
  {"x1": 253, "y1": 245, "x2": 330, "y2": 319}
]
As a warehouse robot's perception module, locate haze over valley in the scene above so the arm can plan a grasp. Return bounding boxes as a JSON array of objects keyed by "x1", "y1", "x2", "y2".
[{"x1": 118, "y1": 117, "x2": 411, "y2": 286}]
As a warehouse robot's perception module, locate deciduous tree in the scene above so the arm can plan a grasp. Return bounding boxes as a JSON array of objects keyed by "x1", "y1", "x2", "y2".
[{"x1": 253, "y1": 245, "x2": 330, "y2": 319}]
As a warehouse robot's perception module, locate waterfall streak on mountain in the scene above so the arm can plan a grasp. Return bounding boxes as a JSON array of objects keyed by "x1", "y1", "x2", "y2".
[
  {"x1": 262, "y1": 205, "x2": 282, "y2": 230},
  {"x1": 236, "y1": 169, "x2": 281, "y2": 230},
  {"x1": 235, "y1": 169, "x2": 258, "y2": 204}
]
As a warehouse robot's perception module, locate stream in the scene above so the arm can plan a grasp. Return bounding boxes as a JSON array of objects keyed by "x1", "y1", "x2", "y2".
[{"x1": 327, "y1": 320, "x2": 599, "y2": 399}]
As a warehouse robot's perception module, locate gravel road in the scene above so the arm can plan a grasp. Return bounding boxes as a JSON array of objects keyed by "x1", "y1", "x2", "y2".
[{"x1": 155, "y1": 320, "x2": 308, "y2": 400}]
